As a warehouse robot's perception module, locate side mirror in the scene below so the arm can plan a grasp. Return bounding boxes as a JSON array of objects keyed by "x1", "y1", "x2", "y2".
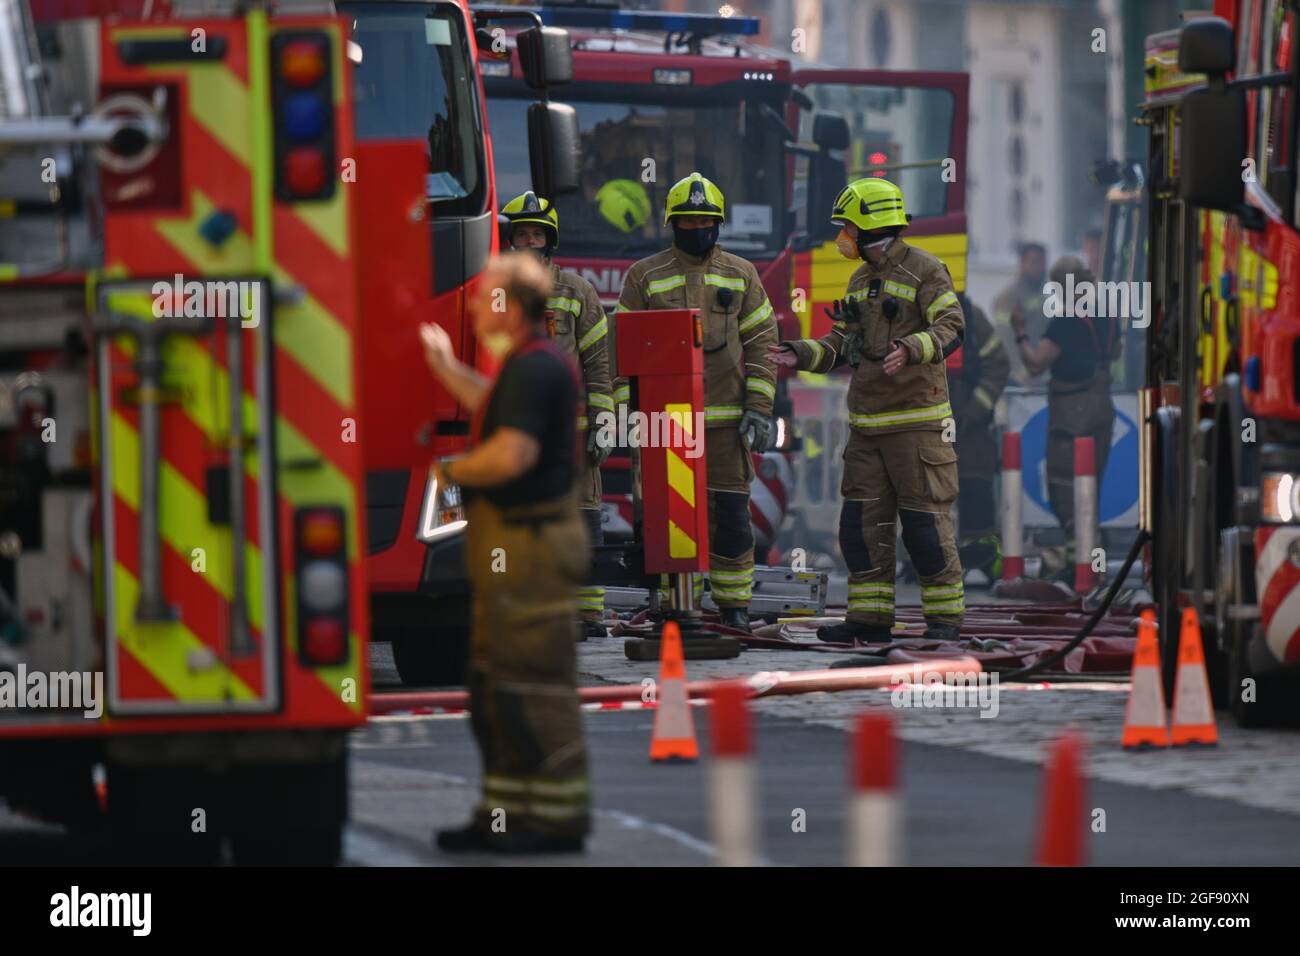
[
  {"x1": 797, "y1": 150, "x2": 846, "y2": 250},
  {"x1": 1179, "y1": 85, "x2": 1246, "y2": 211},
  {"x1": 1179, "y1": 17, "x2": 1234, "y2": 77},
  {"x1": 517, "y1": 26, "x2": 572, "y2": 90},
  {"x1": 812, "y1": 110, "x2": 850, "y2": 152},
  {"x1": 528, "y1": 101, "x2": 580, "y2": 197}
]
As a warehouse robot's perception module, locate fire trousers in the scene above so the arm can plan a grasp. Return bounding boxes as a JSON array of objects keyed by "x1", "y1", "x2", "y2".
[
  {"x1": 465, "y1": 493, "x2": 591, "y2": 838},
  {"x1": 1045, "y1": 375, "x2": 1114, "y2": 540},
  {"x1": 575, "y1": 451, "x2": 605, "y2": 622},
  {"x1": 839, "y1": 428, "x2": 965, "y2": 628}
]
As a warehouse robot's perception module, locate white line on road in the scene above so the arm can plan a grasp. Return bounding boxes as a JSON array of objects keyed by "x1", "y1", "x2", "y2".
[{"x1": 595, "y1": 809, "x2": 717, "y2": 859}]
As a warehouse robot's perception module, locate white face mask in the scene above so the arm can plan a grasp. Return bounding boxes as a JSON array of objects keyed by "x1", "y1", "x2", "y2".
[{"x1": 481, "y1": 331, "x2": 514, "y2": 359}]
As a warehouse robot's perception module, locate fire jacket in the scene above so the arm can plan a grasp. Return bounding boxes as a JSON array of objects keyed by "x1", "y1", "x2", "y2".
[
  {"x1": 616, "y1": 245, "x2": 778, "y2": 428},
  {"x1": 548, "y1": 263, "x2": 613, "y2": 429},
  {"x1": 786, "y1": 238, "x2": 964, "y2": 434}
]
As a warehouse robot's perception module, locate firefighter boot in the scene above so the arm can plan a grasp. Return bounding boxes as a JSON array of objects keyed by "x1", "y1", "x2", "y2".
[
  {"x1": 577, "y1": 507, "x2": 607, "y2": 639},
  {"x1": 435, "y1": 822, "x2": 494, "y2": 853},
  {"x1": 719, "y1": 606, "x2": 751, "y2": 633},
  {"x1": 817, "y1": 620, "x2": 894, "y2": 644}
]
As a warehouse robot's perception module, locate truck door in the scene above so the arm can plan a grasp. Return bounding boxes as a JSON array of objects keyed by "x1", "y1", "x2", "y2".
[{"x1": 790, "y1": 70, "x2": 969, "y2": 342}]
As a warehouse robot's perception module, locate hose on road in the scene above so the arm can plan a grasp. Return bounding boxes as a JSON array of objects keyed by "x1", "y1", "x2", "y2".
[{"x1": 1000, "y1": 528, "x2": 1150, "y2": 682}]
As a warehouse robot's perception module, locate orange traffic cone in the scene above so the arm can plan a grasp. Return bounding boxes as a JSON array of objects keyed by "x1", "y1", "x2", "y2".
[
  {"x1": 650, "y1": 621, "x2": 699, "y2": 763},
  {"x1": 1035, "y1": 730, "x2": 1086, "y2": 866},
  {"x1": 1171, "y1": 607, "x2": 1218, "y2": 747},
  {"x1": 1122, "y1": 609, "x2": 1170, "y2": 749}
]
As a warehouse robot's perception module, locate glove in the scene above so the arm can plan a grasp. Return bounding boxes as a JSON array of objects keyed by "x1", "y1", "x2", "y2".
[
  {"x1": 738, "y1": 409, "x2": 773, "y2": 453},
  {"x1": 823, "y1": 298, "x2": 857, "y2": 325},
  {"x1": 843, "y1": 327, "x2": 865, "y2": 368},
  {"x1": 587, "y1": 427, "x2": 612, "y2": 467}
]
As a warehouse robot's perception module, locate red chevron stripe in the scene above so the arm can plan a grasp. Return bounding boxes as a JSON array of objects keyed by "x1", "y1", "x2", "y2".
[{"x1": 113, "y1": 496, "x2": 266, "y2": 697}]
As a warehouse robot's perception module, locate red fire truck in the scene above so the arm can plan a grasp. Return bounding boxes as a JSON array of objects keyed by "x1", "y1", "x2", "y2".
[
  {"x1": 480, "y1": 2, "x2": 969, "y2": 560},
  {"x1": 1143, "y1": 0, "x2": 1300, "y2": 726},
  {"x1": 0, "y1": 0, "x2": 574, "y2": 858}
]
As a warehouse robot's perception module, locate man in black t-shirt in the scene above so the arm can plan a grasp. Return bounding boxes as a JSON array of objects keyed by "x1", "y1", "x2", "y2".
[
  {"x1": 419, "y1": 252, "x2": 591, "y2": 855},
  {"x1": 1012, "y1": 256, "x2": 1118, "y2": 573}
]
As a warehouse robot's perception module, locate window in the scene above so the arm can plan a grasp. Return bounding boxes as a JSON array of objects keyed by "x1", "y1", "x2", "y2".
[{"x1": 342, "y1": 2, "x2": 487, "y2": 218}]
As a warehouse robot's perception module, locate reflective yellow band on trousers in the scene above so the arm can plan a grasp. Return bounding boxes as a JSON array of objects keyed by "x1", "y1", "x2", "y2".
[{"x1": 849, "y1": 401, "x2": 952, "y2": 429}]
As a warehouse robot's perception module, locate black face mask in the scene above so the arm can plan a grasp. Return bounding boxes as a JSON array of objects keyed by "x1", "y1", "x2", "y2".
[{"x1": 672, "y1": 222, "x2": 720, "y2": 258}]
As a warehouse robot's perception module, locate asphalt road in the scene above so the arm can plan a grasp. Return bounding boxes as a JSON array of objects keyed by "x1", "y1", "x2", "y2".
[{"x1": 5, "y1": 617, "x2": 1300, "y2": 867}]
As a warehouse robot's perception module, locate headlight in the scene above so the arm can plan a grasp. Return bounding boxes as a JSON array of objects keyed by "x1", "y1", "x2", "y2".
[
  {"x1": 1261, "y1": 472, "x2": 1300, "y2": 523},
  {"x1": 416, "y1": 470, "x2": 467, "y2": 543}
]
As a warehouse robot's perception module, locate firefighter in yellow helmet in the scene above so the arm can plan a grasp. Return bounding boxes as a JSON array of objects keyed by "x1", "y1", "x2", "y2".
[
  {"x1": 769, "y1": 178, "x2": 966, "y2": 643},
  {"x1": 501, "y1": 192, "x2": 613, "y2": 638},
  {"x1": 616, "y1": 173, "x2": 778, "y2": 632}
]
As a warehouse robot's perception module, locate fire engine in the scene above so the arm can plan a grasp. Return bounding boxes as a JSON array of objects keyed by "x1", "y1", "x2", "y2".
[
  {"x1": 1141, "y1": 0, "x2": 1300, "y2": 727},
  {"x1": 0, "y1": 0, "x2": 574, "y2": 858},
  {"x1": 479, "y1": 1, "x2": 969, "y2": 563}
]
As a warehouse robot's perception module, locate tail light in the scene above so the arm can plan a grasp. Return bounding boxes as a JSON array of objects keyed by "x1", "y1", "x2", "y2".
[
  {"x1": 294, "y1": 506, "x2": 350, "y2": 666},
  {"x1": 416, "y1": 468, "x2": 467, "y2": 543},
  {"x1": 271, "y1": 33, "x2": 336, "y2": 202}
]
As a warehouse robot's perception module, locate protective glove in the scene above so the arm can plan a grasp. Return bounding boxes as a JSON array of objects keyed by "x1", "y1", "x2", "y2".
[
  {"x1": 842, "y1": 327, "x2": 865, "y2": 368},
  {"x1": 587, "y1": 427, "x2": 613, "y2": 467},
  {"x1": 823, "y1": 298, "x2": 858, "y2": 326},
  {"x1": 738, "y1": 409, "x2": 773, "y2": 453}
]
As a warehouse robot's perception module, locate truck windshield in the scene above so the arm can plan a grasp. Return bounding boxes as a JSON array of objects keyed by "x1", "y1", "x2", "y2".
[
  {"x1": 486, "y1": 81, "x2": 788, "y2": 259},
  {"x1": 342, "y1": 1, "x2": 486, "y2": 217},
  {"x1": 796, "y1": 83, "x2": 955, "y2": 222}
]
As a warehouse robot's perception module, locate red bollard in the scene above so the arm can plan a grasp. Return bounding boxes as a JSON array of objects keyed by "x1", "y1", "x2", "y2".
[
  {"x1": 847, "y1": 712, "x2": 900, "y2": 866},
  {"x1": 1001, "y1": 432, "x2": 1024, "y2": 580},
  {"x1": 709, "y1": 681, "x2": 756, "y2": 866}
]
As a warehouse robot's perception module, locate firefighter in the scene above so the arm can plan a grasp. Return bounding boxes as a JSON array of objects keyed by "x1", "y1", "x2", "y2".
[
  {"x1": 949, "y1": 291, "x2": 1010, "y2": 582},
  {"x1": 420, "y1": 252, "x2": 590, "y2": 854},
  {"x1": 768, "y1": 178, "x2": 966, "y2": 642},
  {"x1": 993, "y1": 241, "x2": 1049, "y2": 385},
  {"x1": 616, "y1": 172, "x2": 778, "y2": 632},
  {"x1": 501, "y1": 191, "x2": 613, "y2": 639},
  {"x1": 1013, "y1": 255, "x2": 1118, "y2": 568}
]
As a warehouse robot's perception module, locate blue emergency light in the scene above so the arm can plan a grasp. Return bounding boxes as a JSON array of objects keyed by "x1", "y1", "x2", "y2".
[{"x1": 531, "y1": 4, "x2": 760, "y2": 36}]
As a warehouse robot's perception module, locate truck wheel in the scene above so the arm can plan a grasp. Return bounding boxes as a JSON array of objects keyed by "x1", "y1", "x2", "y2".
[
  {"x1": 230, "y1": 825, "x2": 343, "y2": 866},
  {"x1": 392, "y1": 625, "x2": 469, "y2": 686},
  {"x1": 1228, "y1": 623, "x2": 1300, "y2": 728}
]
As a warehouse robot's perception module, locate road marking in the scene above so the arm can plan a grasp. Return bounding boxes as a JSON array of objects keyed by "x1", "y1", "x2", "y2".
[
  {"x1": 594, "y1": 809, "x2": 717, "y2": 859},
  {"x1": 344, "y1": 825, "x2": 439, "y2": 867}
]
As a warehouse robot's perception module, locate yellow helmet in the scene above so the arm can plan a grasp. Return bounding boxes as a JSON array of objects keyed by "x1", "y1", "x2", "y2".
[
  {"x1": 663, "y1": 172, "x2": 725, "y2": 225},
  {"x1": 831, "y1": 177, "x2": 909, "y2": 232},
  {"x1": 501, "y1": 191, "x2": 559, "y2": 247},
  {"x1": 596, "y1": 179, "x2": 652, "y2": 234}
]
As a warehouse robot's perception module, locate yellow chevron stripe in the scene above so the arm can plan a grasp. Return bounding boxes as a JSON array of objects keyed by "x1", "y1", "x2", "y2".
[
  {"x1": 111, "y1": 17, "x2": 249, "y2": 168},
  {"x1": 668, "y1": 519, "x2": 697, "y2": 559},
  {"x1": 288, "y1": 192, "x2": 349, "y2": 260},
  {"x1": 113, "y1": 562, "x2": 258, "y2": 703},
  {"x1": 666, "y1": 448, "x2": 696, "y2": 507},
  {"x1": 666, "y1": 402, "x2": 694, "y2": 435},
  {"x1": 110, "y1": 412, "x2": 266, "y2": 632},
  {"x1": 153, "y1": 190, "x2": 354, "y2": 409}
]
